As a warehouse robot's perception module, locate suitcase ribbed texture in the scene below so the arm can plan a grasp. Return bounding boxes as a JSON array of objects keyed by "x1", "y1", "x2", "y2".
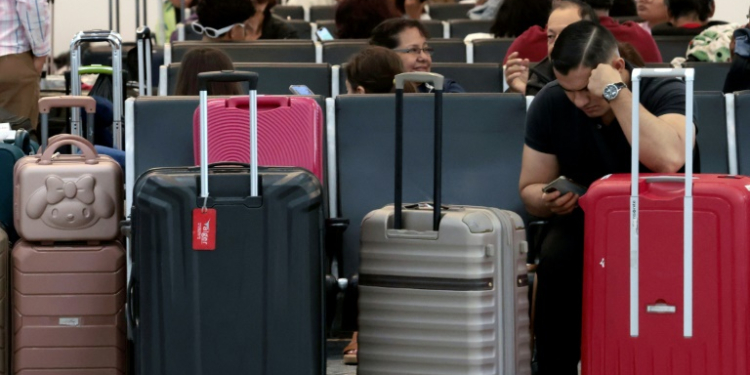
[{"x1": 358, "y1": 207, "x2": 531, "y2": 375}]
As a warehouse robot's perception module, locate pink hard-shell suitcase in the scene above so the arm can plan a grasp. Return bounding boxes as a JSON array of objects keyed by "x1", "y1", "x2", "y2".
[
  {"x1": 580, "y1": 68, "x2": 750, "y2": 374},
  {"x1": 11, "y1": 240, "x2": 126, "y2": 374},
  {"x1": 14, "y1": 97, "x2": 122, "y2": 242},
  {"x1": 192, "y1": 96, "x2": 324, "y2": 182}
]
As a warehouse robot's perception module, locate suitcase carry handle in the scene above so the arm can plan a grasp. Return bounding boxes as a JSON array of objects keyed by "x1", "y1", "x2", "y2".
[
  {"x1": 78, "y1": 65, "x2": 113, "y2": 75},
  {"x1": 630, "y1": 68, "x2": 695, "y2": 338},
  {"x1": 70, "y1": 30, "x2": 123, "y2": 150},
  {"x1": 136, "y1": 26, "x2": 152, "y2": 96},
  {"x1": 38, "y1": 96, "x2": 97, "y2": 152},
  {"x1": 38, "y1": 136, "x2": 99, "y2": 165},
  {"x1": 227, "y1": 96, "x2": 289, "y2": 110},
  {"x1": 393, "y1": 72, "x2": 443, "y2": 231},
  {"x1": 198, "y1": 71, "x2": 261, "y2": 207}
]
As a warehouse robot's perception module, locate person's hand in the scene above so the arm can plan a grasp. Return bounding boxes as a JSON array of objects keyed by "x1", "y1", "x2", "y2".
[
  {"x1": 587, "y1": 63, "x2": 623, "y2": 98},
  {"x1": 542, "y1": 190, "x2": 579, "y2": 216},
  {"x1": 404, "y1": 0, "x2": 425, "y2": 20},
  {"x1": 505, "y1": 52, "x2": 530, "y2": 93},
  {"x1": 33, "y1": 55, "x2": 47, "y2": 75}
]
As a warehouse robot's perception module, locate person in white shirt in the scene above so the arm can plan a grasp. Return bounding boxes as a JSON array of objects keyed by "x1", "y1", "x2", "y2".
[{"x1": 0, "y1": 0, "x2": 50, "y2": 131}]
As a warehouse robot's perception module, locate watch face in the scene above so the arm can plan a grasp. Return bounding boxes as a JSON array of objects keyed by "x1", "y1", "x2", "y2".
[{"x1": 603, "y1": 84, "x2": 618, "y2": 100}]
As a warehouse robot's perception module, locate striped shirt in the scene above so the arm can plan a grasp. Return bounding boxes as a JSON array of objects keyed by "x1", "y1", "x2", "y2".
[{"x1": 0, "y1": 0, "x2": 50, "y2": 57}]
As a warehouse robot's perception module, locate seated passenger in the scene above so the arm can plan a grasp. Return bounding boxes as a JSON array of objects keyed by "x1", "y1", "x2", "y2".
[
  {"x1": 723, "y1": 25, "x2": 750, "y2": 93},
  {"x1": 369, "y1": 18, "x2": 465, "y2": 93},
  {"x1": 519, "y1": 20, "x2": 697, "y2": 374},
  {"x1": 651, "y1": 0, "x2": 727, "y2": 36},
  {"x1": 345, "y1": 46, "x2": 414, "y2": 94},
  {"x1": 636, "y1": 0, "x2": 669, "y2": 33},
  {"x1": 193, "y1": 0, "x2": 255, "y2": 42},
  {"x1": 174, "y1": 48, "x2": 243, "y2": 95},
  {"x1": 244, "y1": 0, "x2": 299, "y2": 40},
  {"x1": 503, "y1": 0, "x2": 662, "y2": 65}
]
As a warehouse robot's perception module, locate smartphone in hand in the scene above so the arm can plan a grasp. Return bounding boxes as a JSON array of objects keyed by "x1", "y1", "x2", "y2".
[
  {"x1": 542, "y1": 176, "x2": 587, "y2": 196},
  {"x1": 316, "y1": 27, "x2": 334, "y2": 41}
]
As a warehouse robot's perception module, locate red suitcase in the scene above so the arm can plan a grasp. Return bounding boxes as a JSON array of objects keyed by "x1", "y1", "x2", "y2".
[
  {"x1": 192, "y1": 96, "x2": 324, "y2": 182},
  {"x1": 580, "y1": 68, "x2": 750, "y2": 374}
]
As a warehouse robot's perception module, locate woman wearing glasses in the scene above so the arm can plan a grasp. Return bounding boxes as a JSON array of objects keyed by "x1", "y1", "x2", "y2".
[
  {"x1": 192, "y1": 0, "x2": 255, "y2": 41},
  {"x1": 369, "y1": 19, "x2": 465, "y2": 93}
]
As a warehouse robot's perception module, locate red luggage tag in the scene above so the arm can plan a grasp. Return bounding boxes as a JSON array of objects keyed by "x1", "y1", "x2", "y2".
[{"x1": 192, "y1": 208, "x2": 217, "y2": 250}]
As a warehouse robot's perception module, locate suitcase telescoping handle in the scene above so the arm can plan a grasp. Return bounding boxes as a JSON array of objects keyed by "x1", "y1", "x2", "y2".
[
  {"x1": 136, "y1": 26, "x2": 153, "y2": 97},
  {"x1": 70, "y1": 30, "x2": 124, "y2": 150},
  {"x1": 393, "y1": 72, "x2": 444, "y2": 231},
  {"x1": 630, "y1": 68, "x2": 695, "y2": 338},
  {"x1": 197, "y1": 71, "x2": 260, "y2": 207},
  {"x1": 38, "y1": 96, "x2": 96, "y2": 152}
]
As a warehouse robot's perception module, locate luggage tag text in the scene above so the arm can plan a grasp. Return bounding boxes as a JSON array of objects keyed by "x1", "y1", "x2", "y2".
[{"x1": 192, "y1": 208, "x2": 217, "y2": 250}]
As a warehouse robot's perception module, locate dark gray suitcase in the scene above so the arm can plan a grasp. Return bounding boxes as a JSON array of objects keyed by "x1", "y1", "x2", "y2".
[{"x1": 128, "y1": 71, "x2": 325, "y2": 375}]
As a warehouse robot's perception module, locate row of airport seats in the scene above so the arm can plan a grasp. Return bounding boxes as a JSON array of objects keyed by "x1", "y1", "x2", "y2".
[
  {"x1": 125, "y1": 90, "x2": 745, "y2": 278},
  {"x1": 177, "y1": 19, "x2": 694, "y2": 62},
  {"x1": 158, "y1": 48, "x2": 731, "y2": 96},
  {"x1": 270, "y1": 3, "x2": 476, "y2": 22}
]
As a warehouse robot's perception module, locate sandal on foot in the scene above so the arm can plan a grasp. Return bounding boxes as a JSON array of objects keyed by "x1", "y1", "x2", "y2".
[{"x1": 342, "y1": 332, "x2": 358, "y2": 365}]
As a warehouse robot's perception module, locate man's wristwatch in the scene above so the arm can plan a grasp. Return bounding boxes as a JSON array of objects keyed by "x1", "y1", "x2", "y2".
[{"x1": 602, "y1": 82, "x2": 627, "y2": 102}]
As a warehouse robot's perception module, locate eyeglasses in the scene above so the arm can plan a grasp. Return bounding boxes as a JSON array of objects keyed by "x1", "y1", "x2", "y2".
[
  {"x1": 191, "y1": 22, "x2": 244, "y2": 38},
  {"x1": 393, "y1": 46, "x2": 435, "y2": 56}
]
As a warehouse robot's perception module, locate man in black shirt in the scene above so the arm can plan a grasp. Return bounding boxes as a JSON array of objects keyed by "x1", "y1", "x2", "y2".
[{"x1": 519, "y1": 21, "x2": 696, "y2": 374}]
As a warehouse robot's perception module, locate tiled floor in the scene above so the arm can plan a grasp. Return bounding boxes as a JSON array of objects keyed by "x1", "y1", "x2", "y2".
[{"x1": 326, "y1": 339, "x2": 357, "y2": 375}]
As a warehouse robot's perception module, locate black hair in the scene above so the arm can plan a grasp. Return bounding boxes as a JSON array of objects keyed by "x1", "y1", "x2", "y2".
[
  {"x1": 196, "y1": 0, "x2": 255, "y2": 30},
  {"x1": 554, "y1": 0, "x2": 600, "y2": 24},
  {"x1": 490, "y1": 0, "x2": 552, "y2": 38},
  {"x1": 551, "y1": 20, "x2": 618, "y2": 75},
  {"x1": 582, "y1": 0, "x2": 613, "y2": 11},
  {"x1": 610, "y1": 0, "x2": 638, "y2": 16},
  {"x1": 665, "y1": 0, "x2": 710, "y2": 22},
  {"x1": 369, "y1": 18, "x2": 430, "y2": 49}
]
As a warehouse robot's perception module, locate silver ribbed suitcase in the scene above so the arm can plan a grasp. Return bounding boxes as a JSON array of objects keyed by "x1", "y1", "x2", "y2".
[{"x1": 357, "y1": 72, "x2": 532, "y2": 375}]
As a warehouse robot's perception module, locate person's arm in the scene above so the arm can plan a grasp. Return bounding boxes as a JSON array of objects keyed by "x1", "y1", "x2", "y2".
[
  {"x1": 519, "y1": 146, "x2": 579, "y2": 218},
  {"x1": 589, "y1": 63, "x2": 695, "y2": 173},
  {"x1": 17, "y1": 0, "x2": 50, "y2": 73}
]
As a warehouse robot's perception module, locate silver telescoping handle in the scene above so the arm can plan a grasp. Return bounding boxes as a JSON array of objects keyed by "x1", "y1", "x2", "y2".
[
  {"x1": 629, "y1": 68, "x2": 695, "y2": 338},
  {"x1": 197, "y1": 71, "x2": 260, "y2": 206},
  {"x1": 69, "y1": 30, "x2": 124, "y2": 150}
]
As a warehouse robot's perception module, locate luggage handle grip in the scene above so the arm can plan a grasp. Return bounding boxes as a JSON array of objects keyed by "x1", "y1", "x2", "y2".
[
  {"x1": 38, "y1": 96, "x2": 96, "y2": 114},
  {"x1": 79, "y1": 65, "x2": 113, "y2": 75},
  {"x1": 395, "y1": 72, "x2": 444, "y2": 90},
  {"x1": 38, "y1": 136, "x2": 99, "y2": 165},
  {"x1": 227, "y1": 96, "x2": 289, "y2": 110},
  {"x1": 394, "y1": 72, "x2": 443, "y2": 231},
  {"x1": 198, "y1": 71, "x2": 261, "y2": 204},
  {"x1": 198, "y1": 70, "x2": 259, "y2": 92},
  {"x1": 136, "y1": 25, "x2": 151, "y2": 39},
  {"x1": 630, "y1": 68, "x2": 695, "y2": 338},
  {"x1": 643, "y1": 176, "x2": 692, "y2": 184}
]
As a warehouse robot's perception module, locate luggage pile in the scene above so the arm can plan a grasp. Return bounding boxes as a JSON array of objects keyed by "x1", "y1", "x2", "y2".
[{"x1": 11, "y1": 96, "x2": 125, "y2": 374}]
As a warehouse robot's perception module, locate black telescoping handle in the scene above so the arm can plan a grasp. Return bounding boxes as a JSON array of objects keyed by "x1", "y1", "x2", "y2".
[
  {"x1": 136, "y1": 25, "x2": 151, "y2": 40},
  {"x1": 393, "y1": 72, "x2": 445, "y2": 231},
  {"x1": 197, "y1": 70, "x2": 259, "y2": 93}
]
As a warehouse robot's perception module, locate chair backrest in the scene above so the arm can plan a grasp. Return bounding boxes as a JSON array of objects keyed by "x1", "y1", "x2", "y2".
[
  {"x1": 127, "y1": 95, "x2": 327, "y2": 185},
  {"x1": 322, "y1": 40, "x2": 367, "y2": 65},
  {"x1": 337, "y1": 62, "x2": 502, "y2": 94},
  {"x1": 694, "y1": 91, "x2": 729, "y2": 174},
  {"x1": 734, "y1": 91, "x2": 750, "y2": 175},
  {"x1": 331, "y1": 93, "x2": 528, "y2": 278},
  {"x1": 653, "y1": 36, "x2": 692, "y2": 62},
  {"x1": 316, "y1": 20, "x2": 337, "y2": 37},
  {"x1": 449, "y1": 19, "x2": 493, "y2": 39},
  {"x1": 430, "y1": 39, "x2": 467, "y2": 62},
  {"x1": 684, "y1": 62, "x2": 731, "y2": 92},
  {"x1": 287, "y1": 20, "x2": 313, "y2": 40},
  {"x1": 272, "y1": 5, "x2": 304, "y2": 20},
  {"x1": 310, "y1": 5, "x2": 336, "y2": 22},
  {"x1": 170, "y1": 41, "x2": 316, "y2": 64},
  {"x1": 428, "y1": 3, "x2": 473, "y2": 20},
  {"x1": 472, "y1": 38, "x2": 516, "y2": 63},
  {"x1": 421, "y1": 19, "x2": 446, "y2": 39},
  {"x1": 166, "y1": 63, "x2": 331, "y2": 97}
]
